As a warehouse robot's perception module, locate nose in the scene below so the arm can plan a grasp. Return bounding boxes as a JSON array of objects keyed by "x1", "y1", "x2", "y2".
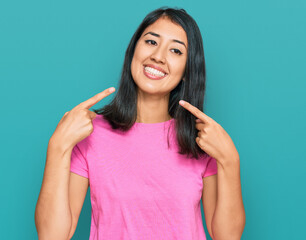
[{"x1": 150, "y1": 46, "x2": 166, "y2": 64}]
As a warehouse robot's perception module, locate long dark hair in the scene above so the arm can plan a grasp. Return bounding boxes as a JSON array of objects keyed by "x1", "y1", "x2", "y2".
[{"x1": 93, "y1": 7, "x2": 208, "y2": 159}]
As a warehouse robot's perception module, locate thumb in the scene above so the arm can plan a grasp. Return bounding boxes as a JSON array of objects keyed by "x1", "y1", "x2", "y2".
[{"x1": 88, "y1": 111, "x2": 97, "y2": 120}]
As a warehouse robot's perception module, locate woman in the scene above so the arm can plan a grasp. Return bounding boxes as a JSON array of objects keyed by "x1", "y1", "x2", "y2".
[{"x1": 35, "y1": 7, "x2": 245, "y2": 240}]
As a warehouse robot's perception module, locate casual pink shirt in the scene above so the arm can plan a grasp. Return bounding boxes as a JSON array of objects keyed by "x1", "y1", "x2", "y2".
[{"x1": 70, "y1": 114, "x2": 218, "y2": 240}]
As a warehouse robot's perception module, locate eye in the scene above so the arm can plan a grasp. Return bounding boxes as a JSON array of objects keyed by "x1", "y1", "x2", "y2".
[
  {"x1": 171, "y1": 48, "x2": 183, "y2": 55},
  {"x1": 145, "y1": 39, "x2": 157, "y2": 45}
]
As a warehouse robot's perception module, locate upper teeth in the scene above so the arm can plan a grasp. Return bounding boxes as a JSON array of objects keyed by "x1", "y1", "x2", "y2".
[{"x1": 145, "y1": 66, "x2": 166, "y2": 77}]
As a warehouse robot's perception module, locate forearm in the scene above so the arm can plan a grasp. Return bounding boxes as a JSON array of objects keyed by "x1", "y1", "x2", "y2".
[
  {"x1": 35, "y1": 140, "x2": 73, "y2": 240},
  {"x1": 211, "y1": 160, "x2": 246, "y2": 240}
]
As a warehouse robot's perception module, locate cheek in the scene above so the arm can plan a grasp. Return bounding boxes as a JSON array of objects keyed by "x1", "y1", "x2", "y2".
[
  {"x1": 130, "y1": 58, "x2": 137, "y2": 81},
  {"x1": 133, "y1": 43, "x2": 147, "y2": 60},
  {"x1": 131, "y1": 50, "x2": 144, "y2": 70},
  {"x1": 131, "y1": 49, "x2": 140, "y2": 69},
  {"x1": 171, "y1": 60, "x2": 186, "y2": 76},
  {"x1": 131, "y1": 55, "x2": 144, "y2": 81}
]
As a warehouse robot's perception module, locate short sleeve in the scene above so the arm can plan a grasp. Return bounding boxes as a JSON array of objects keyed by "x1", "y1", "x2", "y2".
[
  {"x1": 70, "y1": 141, "x2": 89, "y2": 179},
  {"x1": 203, "y1": 156, "x2": 218, "y2": 178}
]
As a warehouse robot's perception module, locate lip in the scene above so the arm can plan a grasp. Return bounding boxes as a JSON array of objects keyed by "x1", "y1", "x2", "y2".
[
  {"x1": 143, "y1": 67, "x2": 167, "y2": 80},
  {"x1": 143, "y1": 64, "x2": 168, "y2": 80}
]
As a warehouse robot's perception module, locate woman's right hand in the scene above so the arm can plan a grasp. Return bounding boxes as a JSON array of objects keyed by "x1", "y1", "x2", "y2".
[{"x1": 49, "y1": 87, "x2": 116, "y2": 152}]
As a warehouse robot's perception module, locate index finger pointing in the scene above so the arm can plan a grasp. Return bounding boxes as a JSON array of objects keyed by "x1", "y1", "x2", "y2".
[
  {"x1": 179, "y1": 100, "x2": 210, "y2": 123},
  {"x1": 77, "y1": 87, "x2": 115, "y2": 109}
]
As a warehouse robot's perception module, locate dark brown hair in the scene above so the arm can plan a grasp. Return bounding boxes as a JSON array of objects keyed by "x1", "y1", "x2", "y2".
[{"x1": 93, "y1": 7, "x2": 208, "y2": 159}]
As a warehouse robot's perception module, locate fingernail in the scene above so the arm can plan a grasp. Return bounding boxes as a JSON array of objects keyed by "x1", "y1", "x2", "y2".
[
  {"x1": 179, "y1": 100, "x2": 185, "y2": 105},
  {"x1": 109, "y1": 87, "x2": 115, "y2": 93}
]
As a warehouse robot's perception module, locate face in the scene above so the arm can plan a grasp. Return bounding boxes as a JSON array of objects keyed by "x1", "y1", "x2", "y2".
[{"x1": 131, "y1": 16, "x2": 188, "y2": 97}]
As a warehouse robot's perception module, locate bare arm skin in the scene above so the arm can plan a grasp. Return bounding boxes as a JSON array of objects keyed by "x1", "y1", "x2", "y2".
[
  {"x1": 34, "y1": 87, "x2": 115, "y2": 239},
  {"x1": 68, "y1": 172, "x2": 89, "y2": 239},
  {"x1": 211, "y1": 161, "x2": 245, "y2": 240},
  {"x1": 34, "y1": 142, "x2": 73, "y2": 240},
  {"x1": 202, "y1": 174, "x2": 218, "y2": 239},
  {"x1": 179, "y1": 100, "x2": 246, "y2": 239},
  {"x1": 202, "y1": 162, "x2": 245, "y2": 240}
]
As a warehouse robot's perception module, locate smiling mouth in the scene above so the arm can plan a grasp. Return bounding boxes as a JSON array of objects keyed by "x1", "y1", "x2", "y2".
[{"x1": 143, "y1": 65, "x2": 168, "y2": 80}]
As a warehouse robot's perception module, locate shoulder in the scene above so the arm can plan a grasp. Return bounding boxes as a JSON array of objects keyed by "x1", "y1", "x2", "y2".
[
  {"x1": 90, "y1": 114, "x2": 126, "y2": 139},
  {"x1": 76, "y1": 115, "x2": 112, "y2": 152},
  {"x1": 202, "y1": 155, "x2": 218, "y2": 178},
  {"x1": 92, "y1": 114, "x2": 110, "y2": 128},
  {"x1": 91, "y1": 114, "x2": 116, "y2": 134}
]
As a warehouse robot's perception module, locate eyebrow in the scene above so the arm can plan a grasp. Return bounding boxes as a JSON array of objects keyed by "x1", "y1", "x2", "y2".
[{"x1": 143, "y1": 31, "x2": 187, "y2": 49}]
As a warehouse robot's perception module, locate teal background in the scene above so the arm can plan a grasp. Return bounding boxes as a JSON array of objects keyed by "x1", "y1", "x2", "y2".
[{"x1": 1, "y1": 0, "x2": 305, "y2": 239}]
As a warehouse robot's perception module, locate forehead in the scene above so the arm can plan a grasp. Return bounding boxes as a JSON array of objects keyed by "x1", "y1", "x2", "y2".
[{"x1": 141, "y1": 17, "x2": 188, "y2": 47}]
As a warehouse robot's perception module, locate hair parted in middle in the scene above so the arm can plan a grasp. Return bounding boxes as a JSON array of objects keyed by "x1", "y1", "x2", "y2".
[{"x1": 93, "y1": 6, "x2": 208, "y2": 159}]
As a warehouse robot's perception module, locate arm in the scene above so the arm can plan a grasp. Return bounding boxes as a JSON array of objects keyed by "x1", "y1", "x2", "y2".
[
  {"x1": 211, "y1": 160, "x2": 246, "y2": 240},
  {"x1": 34, "y1": 140, "x2": 73, "y2": 240},
  {"x1": 178, "y1": 100, "x2": 246, "y2": 240},
  {"x1": 34, "y1": 140, "x2": 89, "y2": 240},
  {"x1": 35, "y1": 87, "x2": 114, "y2": 239},
  {"x1": 202, "y1": 174, "x2": 218, "y2": 239}
]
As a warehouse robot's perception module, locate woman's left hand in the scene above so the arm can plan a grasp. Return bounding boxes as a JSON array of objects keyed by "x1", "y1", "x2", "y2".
[{"x1": 179, "y1": 100, "x2": 239, "y2": 168}]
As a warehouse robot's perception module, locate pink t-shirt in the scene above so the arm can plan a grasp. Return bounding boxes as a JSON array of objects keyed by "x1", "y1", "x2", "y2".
[{"x1": 70, "y1": 114, "x2": 218, "y2": 240}]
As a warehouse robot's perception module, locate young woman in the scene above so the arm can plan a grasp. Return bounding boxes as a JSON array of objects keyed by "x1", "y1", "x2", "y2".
[{"x1": 35, "y1": 7, "x2": 245, "y2": 240}]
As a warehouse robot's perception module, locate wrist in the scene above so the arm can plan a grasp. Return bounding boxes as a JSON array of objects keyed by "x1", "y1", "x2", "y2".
[
  {"x1": 216, "y1": 156, "x2": 240, "y2": 171},
  {"x1": 48, "y1": 135, "x2": 73, "y2": 156}
]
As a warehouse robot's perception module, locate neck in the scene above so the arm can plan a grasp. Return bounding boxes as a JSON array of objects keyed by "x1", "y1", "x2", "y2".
[{"x1": 136, "y1": 91, "x2": 171, "y2": 123}]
